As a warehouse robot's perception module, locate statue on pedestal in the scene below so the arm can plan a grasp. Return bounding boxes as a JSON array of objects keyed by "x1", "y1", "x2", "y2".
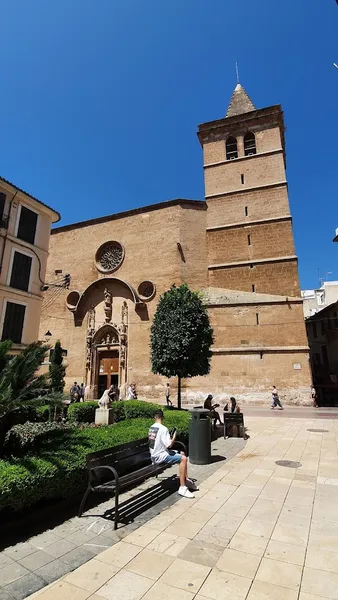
[
  {"x1": 98, "y1": 388, "x2": 111, "y2": 410},
  {"x1": 104, "y1": 288, "x2": 113, "y2": 323}
]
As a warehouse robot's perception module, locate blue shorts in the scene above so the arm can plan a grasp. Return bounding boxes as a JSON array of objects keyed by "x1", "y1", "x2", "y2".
[{"x1": 163, "y1": 452, "x2": 182, "y2": 465}]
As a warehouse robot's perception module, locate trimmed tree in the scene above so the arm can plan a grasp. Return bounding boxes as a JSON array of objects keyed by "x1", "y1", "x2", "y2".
[
  {"x1": 49, "y1": 340, "x2": 65, "y2": 393},
  {"x1": 150, "y1": 284, "x2": 214, "y2": 409}
]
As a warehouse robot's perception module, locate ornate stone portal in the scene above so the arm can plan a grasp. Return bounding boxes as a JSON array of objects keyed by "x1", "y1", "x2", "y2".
[{"x1": 85, "y1": 291, "x2": 129, "y2": 398}]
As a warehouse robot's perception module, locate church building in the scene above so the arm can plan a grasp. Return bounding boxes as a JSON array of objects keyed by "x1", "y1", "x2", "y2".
[{"x1": 39, "y1": 84, "x2": 311, "y2": 405}]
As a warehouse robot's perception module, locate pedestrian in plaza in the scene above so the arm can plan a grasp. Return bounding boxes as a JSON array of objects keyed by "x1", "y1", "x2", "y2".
[
  {"x1": 148, "y1": 409, "x2": 198, "y2": 498},
  {"x1": 79, "y1": 383, "x2": 85, "y2": 402},
  {"x1": 204, "y1": 394, "x2": 222, "y2": 428},
  {"x1": 311, "y1": 385, "x2": 319, "y2": 408},
  {"x1": 70, "y1": 382, "x2": 80, "y2": 402},
  {"x1": 165, "y1": 382, "x2": 172, "y2": 407},
  {"x1": 271, "y1": 386, "x2": 283, "y2": 410}
]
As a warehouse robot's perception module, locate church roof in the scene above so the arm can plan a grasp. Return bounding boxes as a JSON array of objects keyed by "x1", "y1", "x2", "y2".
[
  {"x1": 226, "y1": 83, "x2": 256, "y2": 118},
  {"x1": 203, "y1": 287, "x2": 302, "y2": 306}
]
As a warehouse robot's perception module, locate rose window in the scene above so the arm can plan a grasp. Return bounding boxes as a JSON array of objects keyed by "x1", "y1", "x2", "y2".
[{"x1": 95, "y1": 241, "x2": 124, "y2": 274}]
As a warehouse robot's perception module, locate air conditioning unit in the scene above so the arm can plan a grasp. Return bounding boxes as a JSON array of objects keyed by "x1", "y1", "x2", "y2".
[
  {"x1": 230, "y1": 156, "x2": 236, "y2": 160},
  {"x1": 247, "y1": 152, "x2": 254, "y2": 156}
]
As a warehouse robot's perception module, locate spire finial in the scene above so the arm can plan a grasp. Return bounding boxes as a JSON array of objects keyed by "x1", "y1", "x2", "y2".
[{"x1": 235, "y1": 61, "x2": 240, "y2": 84}]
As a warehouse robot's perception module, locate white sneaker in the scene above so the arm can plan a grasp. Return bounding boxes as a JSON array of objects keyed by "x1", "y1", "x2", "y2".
[{"x1": 178, "y1": 485, "x2": 195, "y2": 498}]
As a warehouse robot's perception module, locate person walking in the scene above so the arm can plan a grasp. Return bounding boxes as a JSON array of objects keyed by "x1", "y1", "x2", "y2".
[
  {"x1": 165, "y1": 382, "x2": 172, "y2": 407},
  {"x1": 271, "y1": 386, "x2": 283, "y2": 410}
]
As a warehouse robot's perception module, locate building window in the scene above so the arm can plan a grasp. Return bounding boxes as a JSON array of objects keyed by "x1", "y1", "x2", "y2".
[
  {"x1": 245, "y1": 206, "x2": 248, "y2": 216},
  {"x1": 252, "y1": 284, "x2": 256, "y2": 292},
  {"x1": 321, "y1": 345, "x2": 329, "y2": 366},
  {"x1": 17, "y1": 206, "x2": 38, "y2": 245},
  {"x1": 256, "y1": 313, "x2": 259, "y2": 325},
  {"x1": 247, "y1": 234, "x2": 251, "y2": 246},
  {"x1": 241, "y1": 174, "x2": 245, "y2": 184},
  {"x1": 334, "y1": 312, "x2": 338, "y2": 328},
  {"x1": 1, "y1": 302, "x2": 26, "y2": 343},
  {"x1": 9, "y1": 251, "x2": 32, "y2": 292},
  {"x1": 226, "y1": 136, "x2": 238, "y2": 160},
  {"x1": 321, "y1": 319, "x2": 325, "y2": 335},
  {"x1": 244, "y1": 132, "x2": 256, "y2": 156},
  {"x1": 312, "y1": 321, "x2": 317, "y2": 339}
]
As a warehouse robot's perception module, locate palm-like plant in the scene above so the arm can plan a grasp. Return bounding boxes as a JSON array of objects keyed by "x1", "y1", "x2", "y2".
[{"x1": 0, "y1": 341, "x2": 50, "y2": 416}]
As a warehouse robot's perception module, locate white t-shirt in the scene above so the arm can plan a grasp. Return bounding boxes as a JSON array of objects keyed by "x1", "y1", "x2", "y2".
[{"x1": 148, "y1": 423, "x2": 171, "y2": 464}]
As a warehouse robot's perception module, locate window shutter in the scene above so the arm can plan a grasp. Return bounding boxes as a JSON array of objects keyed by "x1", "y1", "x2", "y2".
[
  {"x1": 1, "y1": 302, "x2": 26, "y2": 343},
  {"x1": 0, "y1": 193, "x2": 6, "y2": 219},
  {"x1": 17, "y1": 206, "x2": 38, "y2": 245},
  {"x1": 10, "y1": 252, "x2": 32, "y2": 291}
]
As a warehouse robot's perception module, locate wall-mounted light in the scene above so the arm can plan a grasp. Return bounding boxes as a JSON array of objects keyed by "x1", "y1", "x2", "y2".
[{"x1": 44, "y1": 330, "x2": 52, "y2": 343}]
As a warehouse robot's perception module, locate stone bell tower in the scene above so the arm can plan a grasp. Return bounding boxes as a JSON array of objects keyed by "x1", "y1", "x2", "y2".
[{"x1": 197, "y1": 82, "x2": 312, "y2": 405}]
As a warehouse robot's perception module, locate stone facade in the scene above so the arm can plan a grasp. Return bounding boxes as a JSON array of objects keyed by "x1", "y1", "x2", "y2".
[{"x1": 39, "y1": 85, "x2": 311, "y2": 405}]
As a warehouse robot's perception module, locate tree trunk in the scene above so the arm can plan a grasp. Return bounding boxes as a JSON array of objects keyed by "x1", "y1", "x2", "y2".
[{"x1": 177, "y1": 375, "x2": 181, "y2": 410}]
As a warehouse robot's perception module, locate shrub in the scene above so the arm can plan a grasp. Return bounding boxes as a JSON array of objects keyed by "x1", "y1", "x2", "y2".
[
  {"x1": 112, "y1": 400, "x2": 162, "y2": 422},
  {"x1": 35, "y1": 405, "x2": 50, "y2": 422},
  {"x1": 4, "y1": 422, "x2": 72, "y2": 456},
  {"x1": 68, "y1": 402, "x2": 97, "y2": 423},
  {"x1": 0, "y1": 411, "x2": 190, "y2": 512}
]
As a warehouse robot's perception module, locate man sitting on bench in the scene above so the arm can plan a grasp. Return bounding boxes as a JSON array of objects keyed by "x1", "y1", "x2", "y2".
[{"x1": 148, "y1": 409, "x2": 198, "y2": 499}]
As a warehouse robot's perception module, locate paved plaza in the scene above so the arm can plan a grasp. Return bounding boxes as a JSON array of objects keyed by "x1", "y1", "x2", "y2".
[{"x1": 2, "y1": 412, "x2": 338, "y2": 599}]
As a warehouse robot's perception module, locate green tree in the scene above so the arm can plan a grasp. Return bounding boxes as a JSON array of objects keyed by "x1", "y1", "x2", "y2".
[
  {"x1": 0, "y1": 341, "x2": 50, "y2": 415},
  {"x1": 49, "y1": 340, "x2": 66, "y2": 393},
  {"x1": 150, "y1": 284, "x2": 214, "y2": 409}
]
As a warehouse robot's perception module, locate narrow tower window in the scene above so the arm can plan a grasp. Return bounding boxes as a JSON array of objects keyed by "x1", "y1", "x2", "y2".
[
  {"x1": 226, "y1": 136, "x2": 238, "y2": 160},
  {"x1": 244, "y1": 132, "x2": 256, "y2": 156},
  {"x1": 245, "y1": 206, "x2": 248, "y2": 216},
  {"x1": 241, "y1": 174, "x2": 245, "y2": 184},
  {"x1": 252, "y1": 284, "x2": 256, "y2": 293},
  {"x1": 247, "y1": 234, "x2": 251, "y2": 246},
  {"x1": 256, "y1": 313, "x2": 259, "y2": 325}
]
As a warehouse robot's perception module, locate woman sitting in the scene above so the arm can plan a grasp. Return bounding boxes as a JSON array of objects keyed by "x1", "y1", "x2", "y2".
[{"x1": 204, "y1": 394, "x2": 222, "y2": 428}]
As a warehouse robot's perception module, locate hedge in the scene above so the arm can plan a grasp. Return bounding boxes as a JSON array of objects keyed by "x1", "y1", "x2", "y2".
[
  {"x1": 68, "y1": 402, "x2": 97, "y2": 423},
  {"x1": 67, "y1": 400, "x2": 165, "y2": 424},
  {"x1": 4, "y1": 422, "x2": 72, "y2": 456},
  {"x1": 0, "y1": 411, "x2": 190, "y2": 513}
]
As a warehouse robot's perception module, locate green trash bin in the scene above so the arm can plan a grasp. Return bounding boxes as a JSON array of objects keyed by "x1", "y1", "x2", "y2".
[{"x1": 188, "y1": 408, "x2": 211, "y2": 465}]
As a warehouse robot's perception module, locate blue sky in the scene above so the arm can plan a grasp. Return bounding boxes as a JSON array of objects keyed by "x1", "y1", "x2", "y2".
[{"x1": 0, "y1": 0, "x2": 337, "y2": 289}]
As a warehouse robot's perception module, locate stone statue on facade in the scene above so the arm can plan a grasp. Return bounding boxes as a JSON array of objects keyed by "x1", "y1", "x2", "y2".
[
  {"x1": 87, "y1": 304, "x2": 96, "y2": 333},
  {"x1": 104, "y1": 288, "x2": 113, "y2": 323}
]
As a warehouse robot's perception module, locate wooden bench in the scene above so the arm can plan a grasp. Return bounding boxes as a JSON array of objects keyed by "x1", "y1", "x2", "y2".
[
  {"x1": 78, "y1": 437, "x2": 186, "y2": 529},
  {"x1": 223, "y1": 412, "x2": 244, "y2": 439}
]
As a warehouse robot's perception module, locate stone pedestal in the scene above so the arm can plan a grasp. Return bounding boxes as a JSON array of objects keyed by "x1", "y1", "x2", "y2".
[{"x1": 95, "y1": 408, "x2": 114, "y2": 426}]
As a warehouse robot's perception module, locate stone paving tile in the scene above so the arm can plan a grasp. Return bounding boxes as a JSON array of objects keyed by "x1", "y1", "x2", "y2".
[
  {"x1": 255, "y1": 557, "x2": 302, "y2": 591},
  {"x1": 95, "y1": 541, "x2": 141, "y2": 568},
  {"x1": 216, "y1": 548, "x2": 260, "y2": 579},
  {"x1": 0, "y1": 553, "x2": 15, "y2": 569},
  {"x1": 3, "y1": 573, "x2": 46, "y2": 600},
  {"x1": 198, "y1": 567, "x2": 252, "y2": 600},
  {"x1": 17, "y1": 551, "x2": 54, "y2": 571},
  {"x1": 34, "y1": 558, "x2": 72, "y2": 584},
  {"x1": 43, "y1": 539, "x2": 76, "y2": 559},
  {"x1": 246, "y1": 580, "x2": 298, "y2": 600},
  {"x1": 159, "y1": 557, "x2": 210, "y2": 593},
  {"x1": 28, "y1": 581, "x2": 91, "y2": 599},
  {"x1": 4, "y1": 542, "x2": 37, "y2": 561},
  {"x1": 301, "y1": 566, "x2": 338, "y2": 599},
  {"x1": 126, "y1": 548, "x2": 174, "y2": 580},
  {"x1": 141, "y1": 581, "x2": 195, "y2": 600},
  {"x1": 59, "y1": 546, "x2": 98, "y2": 570},
  {"x1": 64, "y1": 559, "x2": 118, "y2": 593},
  {"x1": 264, "y1": 539, "x2": 306, "y2": 565},
  {"x1": 94, "y1": 569, "x2": 153, "y2": 600},
  {"x1": 29, "y1": 532, "x2": 61, "y2": 550},
  {"x1": 0, "y1": 562, "x2": 30, "y2": 587},
  {"x1": 0, "y1": 588, "x2": 17, "y2": 600},
  {"x1": 178, "y1": 539, "x2": 223, "y2": 567}
]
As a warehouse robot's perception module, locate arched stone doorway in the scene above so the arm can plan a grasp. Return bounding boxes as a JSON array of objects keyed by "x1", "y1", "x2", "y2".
[{"x1": 85, "y1": 301, "x2": 128, "y2": 399}]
